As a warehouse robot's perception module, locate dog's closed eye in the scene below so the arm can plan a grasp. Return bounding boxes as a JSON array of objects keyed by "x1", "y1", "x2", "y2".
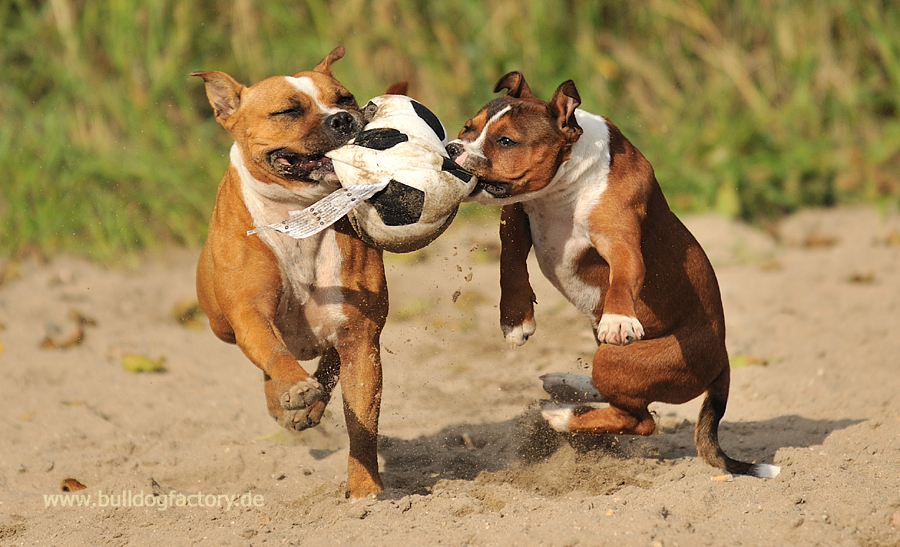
[
  {"x1": 336, "y1": 94, "x2": 357, "y2": 107},
  {"x1": 271, "y1": 106, "x2": 304, "y2": 117}
]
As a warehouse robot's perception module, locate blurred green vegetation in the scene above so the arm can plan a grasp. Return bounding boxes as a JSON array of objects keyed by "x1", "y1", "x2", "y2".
[{"x1": 1, "y1": 0, "x2": 898, "y2": 259}]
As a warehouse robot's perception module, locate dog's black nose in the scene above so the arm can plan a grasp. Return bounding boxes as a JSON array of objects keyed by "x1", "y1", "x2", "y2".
[
  {"x1": 446, "y1": 142, "x2": 464, "y2": 160},
  {"x1": 326, "y1": 111, "x2": 357, "y2": 137}
]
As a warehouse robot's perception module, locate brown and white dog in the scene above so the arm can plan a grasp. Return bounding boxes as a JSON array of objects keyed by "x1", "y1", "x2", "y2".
[
  {"x1": 447, "y1": 72, "x2": 779, "y2": 478},
  {"x1": 192, "y1": 47, "x2": 390, "y2": 498}
]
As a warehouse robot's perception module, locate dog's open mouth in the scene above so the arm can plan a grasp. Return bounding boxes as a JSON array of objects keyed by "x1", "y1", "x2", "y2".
[
  {"x1": 471, "y1": 179, "x2": 511, "y2": 198},
  {"x1": 267, "y1": 149, "x2": 334, "y2": 181}
]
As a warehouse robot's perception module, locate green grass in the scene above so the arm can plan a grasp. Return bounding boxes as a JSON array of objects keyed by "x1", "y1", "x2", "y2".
[{"x1": 2, "y1": 0, "x2": 898, "y2": 259}]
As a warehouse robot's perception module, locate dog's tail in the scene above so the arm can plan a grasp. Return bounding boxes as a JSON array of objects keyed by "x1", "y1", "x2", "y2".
[{"x1": 695, "y1": 370, "x2": 781, "y2": 479}]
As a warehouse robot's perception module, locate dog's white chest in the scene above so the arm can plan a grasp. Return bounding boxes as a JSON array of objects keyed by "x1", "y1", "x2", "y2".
[
  {"x1": 526, "y1": 198, "x2": 603, "y2": 320},
  {"x1": 523, "y1": 112, "x2": 612, "y2": 322},
  {"x1": 233, "y1": 145, "x2": 347, "y2": 359},
  {"x1": 266, "y1": 233, "x2": 346, "y2": 360}
]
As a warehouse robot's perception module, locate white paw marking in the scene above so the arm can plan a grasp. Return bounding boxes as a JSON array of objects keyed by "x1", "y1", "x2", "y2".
[
  {"x1": 596, "y1": 314, "x2": 644, "y2": 346},
  {"x1": 503, "y1": 318, "x2": 536, "y2": 348},
  {"x1": 541, "y1": 404, "x2": 576, "y2": 432}
]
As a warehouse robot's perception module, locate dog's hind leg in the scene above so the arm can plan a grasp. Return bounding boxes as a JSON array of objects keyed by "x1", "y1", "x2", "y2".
[
  {"x1": 541, "y1": 335, "x2": 690, "y2": 436},
  {"x1": 542, "y1": 402, "x2": 656, "y2": 436},
  {"x1": 543, "y1": 330, "x2": 780, "y2": 478}
]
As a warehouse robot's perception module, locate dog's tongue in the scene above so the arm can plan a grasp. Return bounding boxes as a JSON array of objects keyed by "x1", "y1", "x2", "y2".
[{"x1": 454, "y1": 151, "x2": 469, "y2": 166}]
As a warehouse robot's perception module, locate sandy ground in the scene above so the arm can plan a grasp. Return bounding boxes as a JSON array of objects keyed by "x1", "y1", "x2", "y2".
[{"x1": 2, "y1": 206, "x2": 900, "y2": 547}]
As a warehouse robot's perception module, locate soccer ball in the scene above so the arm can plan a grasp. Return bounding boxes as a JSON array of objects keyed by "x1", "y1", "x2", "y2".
[{"x1": 325, "y1": 94, "x2": 476, "y2": 253}]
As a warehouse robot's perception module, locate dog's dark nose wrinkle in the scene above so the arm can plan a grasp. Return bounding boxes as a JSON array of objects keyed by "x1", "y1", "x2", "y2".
[
  {"x1": 328, "y1": 111, "x2": 355, "y2": 136},
  {"x1": 446, "y1": 142, "x2": 464, "y2": 159}
]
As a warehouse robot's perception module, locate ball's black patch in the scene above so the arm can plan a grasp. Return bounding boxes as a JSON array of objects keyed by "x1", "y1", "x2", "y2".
[
  {"x1": 411, "y1": 100, "x2": 446, "y2": 142},
  {"x1": 441, "y1": 157, "x2": 474, "y2": 182},
  {"x1": 355, "y1": 128, "x2": 409, "y2": 150},
  {"x1": 369, "y1": 180, "x2": 425, "y2": 226}
]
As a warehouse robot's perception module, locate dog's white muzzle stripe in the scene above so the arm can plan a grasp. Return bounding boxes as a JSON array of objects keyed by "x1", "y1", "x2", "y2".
[
  {"x1": 285, "y1": 76, "x2": 343, "y2": 116},
  {"x1": 451, "y1": 105, "x2": 512, "y2": 160}
]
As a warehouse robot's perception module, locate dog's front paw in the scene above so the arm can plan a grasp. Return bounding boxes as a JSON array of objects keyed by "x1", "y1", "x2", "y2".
[
  {"x1": 278, "y1": 401, "x2": 328, "y2": 431},
  {"x1": 264, "y1": 374, "x2": 330, "y2": 431},
  {"x1": 502, "y1": 318, "x2": 536, "y2": 348},
  {"x1": 280, "y1": 377, "x2": 325, "y2": 410},
  {"x1": 596, "y1": 314, "x2": 644, "y2": 346}
]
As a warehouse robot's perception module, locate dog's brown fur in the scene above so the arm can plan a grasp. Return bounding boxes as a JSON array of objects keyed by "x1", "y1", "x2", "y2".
[
  {"x1": 448, "y1": 72, "x2": 778, "y2": 477},
  {"x1": 192, "y1": 47, "x2": 388, "y2": 497}
]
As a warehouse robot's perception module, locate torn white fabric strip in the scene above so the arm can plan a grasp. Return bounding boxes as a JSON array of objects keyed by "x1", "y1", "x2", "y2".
[{"x1": 247, "y1": 181, "x2": 389, "y2": 239}]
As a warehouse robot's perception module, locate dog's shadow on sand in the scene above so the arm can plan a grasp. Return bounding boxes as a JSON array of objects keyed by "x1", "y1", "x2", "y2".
[{"x1": 375, "y1": 407, "x2": 862, "y2": 497}]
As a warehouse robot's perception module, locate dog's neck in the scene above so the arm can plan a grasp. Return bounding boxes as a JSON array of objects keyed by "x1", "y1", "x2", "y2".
[
  {"x1": 231, "y1": 143, "x2": 343, "y2": 296},
  {"x1": 523, "y1": 110, "x2": 612, "y2": 210}
]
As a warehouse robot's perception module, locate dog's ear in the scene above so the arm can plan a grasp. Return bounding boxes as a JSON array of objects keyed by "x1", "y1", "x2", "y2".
[
  {"x1": 494, "y1": 71, "x2": 534, "y2": 99},
  {"x1": 191, "y1": 71, "x2": 244, "y2": 125},
  {"x1": 384, "y1": 81, "x2": 409, "y2": 96},
  {"x1": 549, "y1": 80, "x2": 583, "y2": 140},
  {"x1": 313, "y1": 46, "x2": 346, "y2": 77}
]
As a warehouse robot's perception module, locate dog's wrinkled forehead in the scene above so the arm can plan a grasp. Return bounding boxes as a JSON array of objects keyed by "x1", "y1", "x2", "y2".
[
  {"x1": 467, "y1": 97, "x2": 547, "y2": 138},
  {"x1": 284, "y1": 74, "x2": 346, "y2": 116},
  {"x1": 465, "y1": 99, "x2": 509, "y2": 132},
  {"x1": 242, "y1": 71, "x2": 350, "y2": 118},
  {"x1": 484, "y1": 98, "x2": 516, "y2": 122}
]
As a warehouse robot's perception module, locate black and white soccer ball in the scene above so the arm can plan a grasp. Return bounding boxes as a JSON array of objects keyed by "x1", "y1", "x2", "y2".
[{"x1": 326, "y1": 94, "x2": 476, "y2": 253}]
